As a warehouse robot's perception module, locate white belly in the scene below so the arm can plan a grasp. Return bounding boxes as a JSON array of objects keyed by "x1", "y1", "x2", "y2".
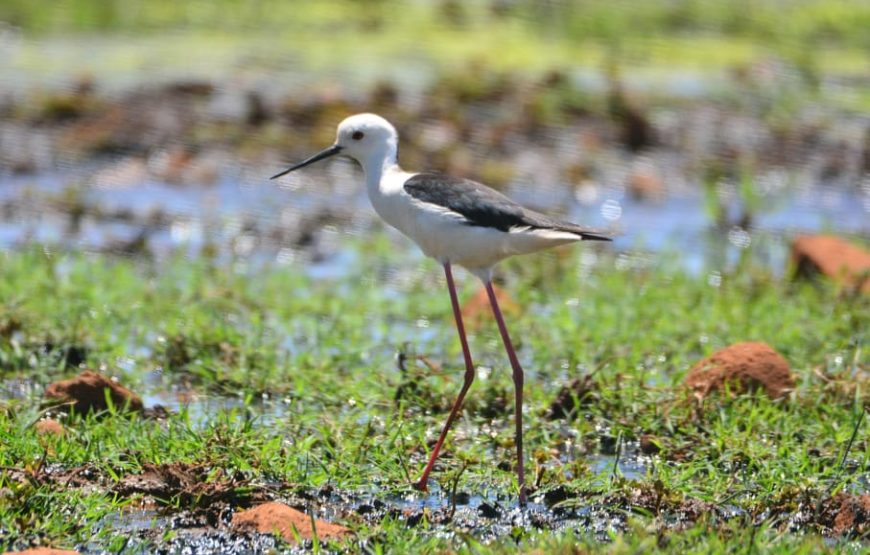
[{"x1": 370, "y1": 185, "x2": 579, "y2": 275}]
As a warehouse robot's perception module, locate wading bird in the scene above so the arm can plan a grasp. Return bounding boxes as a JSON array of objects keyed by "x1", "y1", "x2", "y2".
[{"x1": 271, "y1": 114, "x2": 609, "y2": 503}]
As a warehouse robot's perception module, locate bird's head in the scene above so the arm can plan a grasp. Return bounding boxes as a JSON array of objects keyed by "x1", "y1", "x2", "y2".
[{"x1": 271, "y1": 113, "x2": 398, "y2": 180}]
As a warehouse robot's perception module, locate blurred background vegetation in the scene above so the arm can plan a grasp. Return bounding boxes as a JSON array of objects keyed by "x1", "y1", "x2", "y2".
[
  {"x1": 2, "y1": 0, "x2": 868, "y2": 80},
  {"x1": 0, "y1": 0, "x2": 867, "y2": 283},
  {"x1": 4, "y1": 0, "x2": 869, "y2": 48}
]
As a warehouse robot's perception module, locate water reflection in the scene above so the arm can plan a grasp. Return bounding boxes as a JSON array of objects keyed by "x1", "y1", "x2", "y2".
[{"x1": 2, "y1": 172, "x2": 867, "y2": 276}]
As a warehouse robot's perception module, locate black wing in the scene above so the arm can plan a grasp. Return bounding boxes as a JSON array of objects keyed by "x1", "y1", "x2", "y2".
[{"x1": 403, "y1": 173, "x2": 611, "y2": 241}]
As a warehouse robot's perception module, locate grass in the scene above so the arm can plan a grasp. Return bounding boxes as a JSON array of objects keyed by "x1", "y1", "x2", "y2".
[
  {"x1": 0, "y1": 237, "x2": 868, "y2": 552},
  {"x1": 2, "y1": 1, "x2": 868, "y2": 95},
  {"x1": 3, "y1": 0, "x2": 869, "y2": 50}
]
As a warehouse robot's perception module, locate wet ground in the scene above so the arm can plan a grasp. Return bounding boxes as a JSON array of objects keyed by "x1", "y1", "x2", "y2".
[
  {"x1": 4, "y1": 363, "x2": 869, "y2": 553},
  {"x1": 2, "y1": 168, "x2": 868, "y2": 277},
  {"x1": 2, "y1": 46, "x2": 869, "y2": 553},
  {"x1": 6, "y1": 445, "x2": 868, "y2": 553},
  {"x1": 1, "y1": 67, "x2": 868, "y2": 283}
]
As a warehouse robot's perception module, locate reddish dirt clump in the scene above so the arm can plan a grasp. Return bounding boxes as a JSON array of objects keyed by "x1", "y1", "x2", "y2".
[
  {"x1": 817, "y1": 493, "x2": 870, "y2": 536},
  {"x1": 627, "y1": 170, "x2": 665, "y2": 201},
  {"x1": 684, "y1": 342, "x2": 794, "y2": 401},
  {"x1": 461, "y1": 284, "x2": 519, "y2": 331},
  {"x1": 2, "y1": 549, "x2": 80, "y2": 555},
  {"x1": 232, "y1": 502, "x2": 351, "y2": 544},
  {"x1": 792, "y1": 235, "x2": 870, "y2": 293},
  {"x1": 34, "y1": 419, "x2": 65, "y2": 436},
  {"x1": 43, "y1": 370, "x2": 143, "y2": 415}
]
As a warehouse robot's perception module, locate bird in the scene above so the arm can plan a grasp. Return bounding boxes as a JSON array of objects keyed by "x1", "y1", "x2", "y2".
[{"x1": 271, "y1": 113, "x2": 610, "y2": 504}]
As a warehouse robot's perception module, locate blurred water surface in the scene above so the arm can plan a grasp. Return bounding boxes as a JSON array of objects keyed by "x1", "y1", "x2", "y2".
[{"x1": 1, "y1": 0, "x2": 869, "y2": 274}]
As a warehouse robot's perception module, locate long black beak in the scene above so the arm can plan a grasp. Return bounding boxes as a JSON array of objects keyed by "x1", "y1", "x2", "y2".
[{"x1": 270, "y1": 144, "x2": 343, "y2": 180}]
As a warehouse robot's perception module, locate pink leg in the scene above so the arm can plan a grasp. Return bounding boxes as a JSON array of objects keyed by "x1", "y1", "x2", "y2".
[
  {"x1": 485, "y1": 281, "x2": 527, "y2": 504},
  {"x1": 415, "y1": 262, "x2": 476, "y2": 491}
]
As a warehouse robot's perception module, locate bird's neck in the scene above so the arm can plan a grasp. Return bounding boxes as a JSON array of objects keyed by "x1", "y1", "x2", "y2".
[{"x1": 360, "y1": 145, "x2": 400, "y2": 193}]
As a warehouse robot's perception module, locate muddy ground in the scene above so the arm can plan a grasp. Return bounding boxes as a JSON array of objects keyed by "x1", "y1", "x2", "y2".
[
  {"x1": 4, "y1": 456, "x2": 868, "y2": 552},
  {"x1": 3, "y1": 346, "x2": 868, "y2": 553}
]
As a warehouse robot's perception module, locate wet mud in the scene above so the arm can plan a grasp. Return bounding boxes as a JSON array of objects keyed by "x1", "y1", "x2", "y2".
[
  {"x1": 547, "y1": 375, "x2": 598, "y2": 420},
  {"x1": 1, "y1": 68, "x2": 868, "y2": 271},
  {"x1": 4, "y1": 455, "x2": 868, "y2": 552}
]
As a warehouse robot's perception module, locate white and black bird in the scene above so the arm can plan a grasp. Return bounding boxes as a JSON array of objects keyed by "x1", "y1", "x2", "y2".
[{"x1": 272, "y1": 113, "x2": 610, "y2": 504}]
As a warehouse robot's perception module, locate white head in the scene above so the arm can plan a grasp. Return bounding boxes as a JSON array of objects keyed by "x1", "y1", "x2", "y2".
[{"x1": 271, "y1": 113, "x2": 399, "y2": 180}]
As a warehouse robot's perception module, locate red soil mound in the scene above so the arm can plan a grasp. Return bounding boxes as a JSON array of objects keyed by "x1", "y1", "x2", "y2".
[
  {"x1": 44, "y1": 370, "x2": 143, "y2": 414},
  {"x1": 461, "y1": 284, "x2": 520, "y2": 331},
  {"x1": 34, "y1": 419, "x2": 65, "y2": 436},
  {"x1": 792, "y1": 235, "x2": 870, "y2": 293},
  {"x1": 819, "y1": 493, "x2": 870, "y2": 535},
  {"x1": 684, "y1": 342, "x2": 794, "y2": 401},
  {"x1": 232, "y1": 502, "x2": 351, "y2": 544}
]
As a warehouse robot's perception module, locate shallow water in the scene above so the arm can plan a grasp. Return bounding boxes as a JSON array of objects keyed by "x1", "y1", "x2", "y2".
[{"x1": 3, "y1": 170, "x2": 868, "y2": 278}]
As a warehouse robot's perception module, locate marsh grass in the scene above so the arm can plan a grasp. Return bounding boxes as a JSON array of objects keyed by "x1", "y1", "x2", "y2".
[
  {"x1": 0, "y1": 241, "x2": 867, "y2": 552},
  {"x1": 2, "y1": 1, "x2": 868, "y2": 103}
]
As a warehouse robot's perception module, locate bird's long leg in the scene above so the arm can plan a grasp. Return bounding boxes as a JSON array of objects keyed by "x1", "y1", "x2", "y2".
[
  {"x1": 415, "y1": 262, "x2": 476, "y2": 491},
  {"x1": 485, "y1": 281, "x2": 527, "y2": 505}
]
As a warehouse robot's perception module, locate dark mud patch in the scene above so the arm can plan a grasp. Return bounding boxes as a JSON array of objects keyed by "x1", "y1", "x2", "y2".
[
  {"x1": 4, "y1": 461, "x2": 274, "y2": 511},
  {"x1": 3, "y1": 462, "x2": 111, "y2": 491},
  {"x1": 754, "y1": 488, "x2": 870, "y2": 539},
  {"x1": 597, "y1": 481, "x2": 717, "y2": 528},
  {"x1": 138, "y1": 529, "x2": 286, "y2": 554},
  {"x1": 114, "y1": 462, "x2": 272, "y2": 510},
  {"x1": 281, "y1": 480, "x2": 728, "y2": 543},
  {"x1": 548, "y1": 375, "x2": 597, "y2": 420},
  {"x1": 5, "y1": 460, "x2": 869, "y2": 551}
]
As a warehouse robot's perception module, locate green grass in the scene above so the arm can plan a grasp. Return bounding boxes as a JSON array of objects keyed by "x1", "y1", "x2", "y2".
[
  {"x1": 3, "y1": 0, "x2": 869, "y2": 50},
  {"x1": 0, "y1": 240, "x2": 868, "y2": 552},
  {"x1": 2, "y1": 1, "x2": 868, "y2": 92}
]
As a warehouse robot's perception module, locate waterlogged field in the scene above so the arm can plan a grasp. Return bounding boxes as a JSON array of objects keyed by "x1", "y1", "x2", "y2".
[
  {"x1": 1, "y1": 1, "x2": 869, "y2": 552},
  {"x1": 0, "y1": 241, "x2": 867, "y2": 553}
]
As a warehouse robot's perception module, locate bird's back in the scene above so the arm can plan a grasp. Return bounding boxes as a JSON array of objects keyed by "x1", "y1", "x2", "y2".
[{"x1": 403, "y1": 173, "x2": 610, "y2": 241}]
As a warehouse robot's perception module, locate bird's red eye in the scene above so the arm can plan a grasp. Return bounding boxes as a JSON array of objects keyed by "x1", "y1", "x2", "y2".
[{"x1": 352, "y1": 131, "x2": 364, "y2": 140}]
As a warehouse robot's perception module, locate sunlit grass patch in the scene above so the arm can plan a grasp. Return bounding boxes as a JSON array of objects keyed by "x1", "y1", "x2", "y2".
[{"x1": 0, "y1": 243, "x2": 867, "y2": 551}]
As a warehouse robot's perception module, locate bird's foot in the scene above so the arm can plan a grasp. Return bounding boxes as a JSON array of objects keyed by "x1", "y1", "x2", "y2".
[{"x1": 413, "y1": 479, "x2": 429, "y2": 492}]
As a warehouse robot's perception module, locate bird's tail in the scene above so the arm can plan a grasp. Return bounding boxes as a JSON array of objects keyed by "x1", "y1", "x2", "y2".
[
  {"x1": 578, "y1": 231, "x2": 612, "y2": 241},
  {"x1": 550, "y1": 223, "x2": 612, "y2": 241}
]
